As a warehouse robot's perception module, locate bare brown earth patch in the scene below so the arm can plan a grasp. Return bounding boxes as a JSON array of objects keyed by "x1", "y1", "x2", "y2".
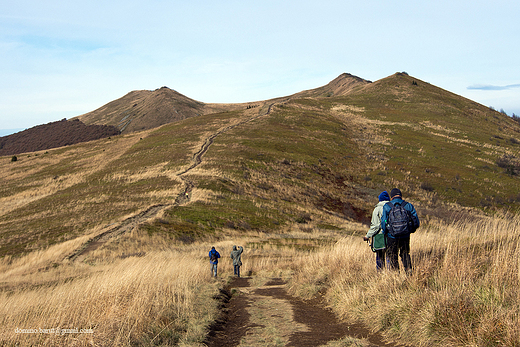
[
  {"x1": 205, "y1": 277, "x2": 401, "y2": 347},
  {"x1": 205, "y1": 277, "x2": 254, "y2": 347}
]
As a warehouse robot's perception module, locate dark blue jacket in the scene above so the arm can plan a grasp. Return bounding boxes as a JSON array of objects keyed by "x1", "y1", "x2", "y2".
[
  {"x1": 209, "y1": 249, "x2": 220, "y2": 264},
  {"x1": 381, "y1": 198, "x2": 420, "y2": 238}
]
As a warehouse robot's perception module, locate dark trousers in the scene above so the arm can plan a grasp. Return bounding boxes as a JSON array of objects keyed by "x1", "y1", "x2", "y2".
[
  {"x1": 234, "y1": 264, "x2": 240, "y2": 277},
  {"x1": 386, "y1": 236, "x2": 412, "y2": 274},
  {"x1": 375, "y1": 249, "x2": 386, "y2": 270}
]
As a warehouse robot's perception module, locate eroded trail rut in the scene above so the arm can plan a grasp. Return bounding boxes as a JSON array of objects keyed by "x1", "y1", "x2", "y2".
[
  {"x1": 206, "y1": 278, "x2": 399, "y2": 347},
  {"x1": 66, "y1": 104, "x2": 274, "y2": 262}
]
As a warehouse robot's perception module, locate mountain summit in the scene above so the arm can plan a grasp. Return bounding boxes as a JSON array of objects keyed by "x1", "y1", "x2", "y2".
[
  {"x1": 291, "y1": 73, "x2": 371, "y2": 98},
  {"x1": 76, "y1": 87, "x2": 205, "y2": 133}
]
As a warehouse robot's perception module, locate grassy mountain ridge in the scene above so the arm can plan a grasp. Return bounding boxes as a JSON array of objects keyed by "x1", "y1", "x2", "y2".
[
  {"x1": 1, "y1": 72, "x2": 519, "y2": 257},
  {"x1": 75, "y1": 73, "x2": 372, "y2": 134}
]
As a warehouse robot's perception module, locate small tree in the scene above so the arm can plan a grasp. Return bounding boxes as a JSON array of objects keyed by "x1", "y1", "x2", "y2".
[{"x1": 11, "y1": 155, "x2": 17, "y2": 162}]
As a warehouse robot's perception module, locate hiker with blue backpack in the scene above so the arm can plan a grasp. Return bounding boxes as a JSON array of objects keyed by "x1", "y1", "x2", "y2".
[
  {"x1": 363, "y1": 191, "x2": 390, "y2": 270},
  {"x1": 209, "y1": 246, "x2": 221, "y2": 277},
  {"x1": 381, "y1": 188, "x2": 420, "y2": 275}
]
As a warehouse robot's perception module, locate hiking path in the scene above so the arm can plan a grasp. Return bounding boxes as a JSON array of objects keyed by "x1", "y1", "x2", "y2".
[
  {"x1": 205, "y1": 277, "x2": 400, "y2": 347},
  {"x1": 66, "y1": 103, "x2": 274, "y2": 262}
]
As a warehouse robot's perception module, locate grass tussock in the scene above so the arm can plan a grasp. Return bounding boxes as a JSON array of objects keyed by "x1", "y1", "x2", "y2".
[{"x1": 289, "y1": 214, "x2": 520, "y2": 346}]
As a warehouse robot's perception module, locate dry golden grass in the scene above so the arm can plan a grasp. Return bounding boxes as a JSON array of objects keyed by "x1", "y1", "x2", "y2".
[
  {"x1": 289, "y1": 214, "x2": 520, "y2": 347},
  {"x1": 0, "y1": 244, "x2": 219, "y2": 346},
  {"x1": 1, "y1": 211, "x2": 518, "y2": 346},
  {"x1": 0, "y1": 223, "x2": 338, "y2": 346}
]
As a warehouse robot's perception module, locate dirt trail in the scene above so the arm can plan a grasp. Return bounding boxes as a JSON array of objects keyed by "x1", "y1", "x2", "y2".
[
  {"x1": 66, "y1": 104, "x2": 274, "y2": 262},
  {"x1": 66, "y1": 204, "x2": 169, "y2": 262},
  {"x1": 206, "y1": 277, "x2": 400, "y2": 347}
]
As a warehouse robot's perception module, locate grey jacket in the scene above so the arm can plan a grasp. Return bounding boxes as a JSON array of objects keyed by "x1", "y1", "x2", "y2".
[
  {"x1": 366, "y1": 200, "x2": 389, "y2": 238},
  {"x1": 230, "y1": 246, "x2": 243, "y2": 266}
]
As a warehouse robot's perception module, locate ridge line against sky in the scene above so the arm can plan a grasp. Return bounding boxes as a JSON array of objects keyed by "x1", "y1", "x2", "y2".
[{"x1": 1, "y1": 0, "x2": 519, "y2": 130}]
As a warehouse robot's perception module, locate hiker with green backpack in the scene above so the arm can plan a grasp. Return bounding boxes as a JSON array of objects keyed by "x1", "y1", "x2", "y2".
[
  {"x1": 364, "y1": 191, "x2": 390, "y2": 270},
  {"x1": 381, "y1": 188, "x2": 420, "y2": 275}
]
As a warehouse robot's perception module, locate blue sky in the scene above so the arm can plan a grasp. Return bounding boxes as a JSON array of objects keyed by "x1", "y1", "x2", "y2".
[{"x1": 1, "y1": 0, "x2": 519, "y2": 132}]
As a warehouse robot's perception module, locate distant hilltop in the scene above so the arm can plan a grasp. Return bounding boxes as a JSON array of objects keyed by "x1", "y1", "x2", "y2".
[
  {"x1": 0, "y1": 119, "x2": 120, "y2": 156},
  {"x1": 75, "y1": 73, "x2": 370, "y2": 134}
]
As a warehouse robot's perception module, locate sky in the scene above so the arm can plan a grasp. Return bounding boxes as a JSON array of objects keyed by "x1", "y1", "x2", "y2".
[{"x1": 1, "y1": 0, "x2": 519, "y2": 133}]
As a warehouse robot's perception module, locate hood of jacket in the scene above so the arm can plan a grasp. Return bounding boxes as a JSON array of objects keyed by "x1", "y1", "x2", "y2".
[{"x1": 375, "y1": 200, "x2": 389, "y2": 208}]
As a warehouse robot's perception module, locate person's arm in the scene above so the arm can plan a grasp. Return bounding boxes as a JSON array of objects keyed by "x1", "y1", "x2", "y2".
[
  {"x1": 366, "y1": 207, "x2": 382, "y2": 239},
  {"x1": 407, "y1": 203, "x2": 420, "y2": 230},
  {"x1": 239, "y1": 246, "x2": 243, "y2": 254}
]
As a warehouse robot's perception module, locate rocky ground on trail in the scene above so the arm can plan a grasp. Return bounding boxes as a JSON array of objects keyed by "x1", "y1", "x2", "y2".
[{"x1": 205, "y1": 277, "x2": 400, "y2": 347}]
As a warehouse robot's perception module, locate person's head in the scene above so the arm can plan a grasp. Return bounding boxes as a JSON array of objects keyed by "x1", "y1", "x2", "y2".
[
  {"x1": 378, "y1": 191, "x2": 390, "y2": 202},
  {"x1": 233, "y1": 245, "x2": 237, "y2": 250},
  {"x1": 211, "y1": 246, "x2": 215, "y2": 250},
  {"x1": 390, "y1": 188, "x2": 402, "y2": 200}
]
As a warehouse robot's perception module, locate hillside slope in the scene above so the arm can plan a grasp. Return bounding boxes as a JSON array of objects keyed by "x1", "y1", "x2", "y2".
[
  {"x1": 341, "y1": 72, "x2": 520, "y2": 207},
  {"x1": 0, "y1": 119, "x2": 120, "y2": 156},
  {"x1": 1, "y1": 72, "x2": 519, "y2": 257}
]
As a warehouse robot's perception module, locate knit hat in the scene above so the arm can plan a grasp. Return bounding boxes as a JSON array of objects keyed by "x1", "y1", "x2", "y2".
[
  {"x1": 378, "y1": 191, "x2": 390, "y2": 202},
  {"x1": 390, "y1": 188, "x2": 402, "y2": 198}
]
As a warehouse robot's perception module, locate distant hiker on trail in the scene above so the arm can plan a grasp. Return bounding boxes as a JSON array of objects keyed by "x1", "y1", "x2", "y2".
[
  {"x1": 364, "y1": 191, "x2": 390, "y2": 270},
  {"x1": 209, "y1": 246, "x2": 221, "y2": 277},
  {"x1": 230, "y1": 245, "x2": 244, "y2": 277},
  {"x1": 381, "y1": 188, "x2": 420, "y2": 275}
]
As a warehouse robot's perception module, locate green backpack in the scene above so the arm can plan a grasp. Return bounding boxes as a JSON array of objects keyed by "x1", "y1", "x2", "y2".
[{"x1": 370, "y1": 233, "x2": 386, "y2": 252}]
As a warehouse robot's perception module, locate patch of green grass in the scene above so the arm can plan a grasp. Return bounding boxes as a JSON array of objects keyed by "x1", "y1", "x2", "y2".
[{"x1": 164, "y1": 198, "x2": 285, "y2": 234}]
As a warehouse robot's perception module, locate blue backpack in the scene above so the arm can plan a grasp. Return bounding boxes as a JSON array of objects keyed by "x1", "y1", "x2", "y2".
[{"x1": 387, "y1": 201, "x2": 414, "y2": 237}]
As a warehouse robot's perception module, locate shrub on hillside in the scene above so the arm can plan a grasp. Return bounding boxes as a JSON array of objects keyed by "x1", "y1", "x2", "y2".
[
  {"x1": 420, "y1": 182, "x2": 434, "y2": 191},
  {"x1": 496, "y1": 154, "x2": 520, "y2": 176},
  {"x1": 296, "y1": 213, "x2": 312, "y2": 224}
]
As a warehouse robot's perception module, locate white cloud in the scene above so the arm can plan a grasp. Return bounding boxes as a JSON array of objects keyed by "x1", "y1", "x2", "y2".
[{"x1": 467, "y1": 84, "x2": 520, "y2": 91}]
